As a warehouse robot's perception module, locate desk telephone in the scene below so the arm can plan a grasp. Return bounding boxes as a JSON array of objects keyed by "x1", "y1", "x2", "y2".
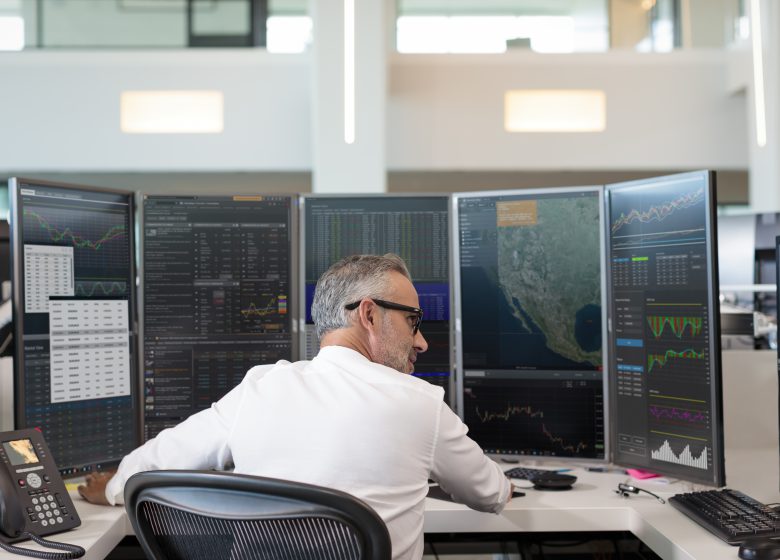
[{"x1": 0, "y1": 429, "x2": 84, "y2": 558}]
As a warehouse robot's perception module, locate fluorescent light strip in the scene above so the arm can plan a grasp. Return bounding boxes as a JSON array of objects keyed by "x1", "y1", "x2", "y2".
[
  {"x1": 751, "y1": 0, "x2": 767, "y2": 148},
  {"x1": 344, "y1": 0, "x2": 355, "y2": 144},
  {"x1": 504, "y1": 90, "x2": 606, "y2": 132},
  {"x1": 120, "y1": 91, "x2": 224, "y2": 134}
]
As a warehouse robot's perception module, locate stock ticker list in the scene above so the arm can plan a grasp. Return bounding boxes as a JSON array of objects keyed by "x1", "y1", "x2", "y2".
[
  {"x1": 303, "y1": 197, "x2": 451, "y2": 396},
  {"x1": 143, "y1": 196, "x2": 293, "y2": 440},
  {"x1": 609, "y1": 178, "x2": 718, "y2": 479},
  {"x1": 18, "y1": 184, "x2": 137, "y2": 474}
]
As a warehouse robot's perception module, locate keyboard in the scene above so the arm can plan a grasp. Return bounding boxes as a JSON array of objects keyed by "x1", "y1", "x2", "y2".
[{"x1": 669, "y1": 489, "x2": 780, "y2": 544}]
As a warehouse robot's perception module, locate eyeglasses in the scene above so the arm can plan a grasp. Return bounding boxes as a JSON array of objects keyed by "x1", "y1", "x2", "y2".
[{"x1": 344, "y1": 298, "x2": 424, "y2": 335}]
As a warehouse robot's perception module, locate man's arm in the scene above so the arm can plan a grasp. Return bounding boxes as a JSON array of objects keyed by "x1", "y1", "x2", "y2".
[
  {"x1": 80, "y1": 369, "x2": 254, "y2": 506},
  {"x1": 430, "y1": 403, "x2": 512, "y2": 512}
]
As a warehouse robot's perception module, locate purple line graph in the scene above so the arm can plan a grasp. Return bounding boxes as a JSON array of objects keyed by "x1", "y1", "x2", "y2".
[{"x1": 649, "y1": 405, "x2": 708, "y2": 425}]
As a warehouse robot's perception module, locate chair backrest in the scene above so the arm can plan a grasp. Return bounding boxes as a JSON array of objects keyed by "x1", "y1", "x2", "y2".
[{"x1": 124, "y1": 470, "x2": 392, "y2": 560}]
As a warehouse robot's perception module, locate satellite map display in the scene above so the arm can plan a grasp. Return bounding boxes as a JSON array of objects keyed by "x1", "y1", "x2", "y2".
[{"x1": 459, "y1": 190, "x2": 602, "y2": 371}]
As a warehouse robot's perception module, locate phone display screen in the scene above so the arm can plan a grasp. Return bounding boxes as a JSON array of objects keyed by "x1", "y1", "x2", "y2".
[{"x1": 2, "y1": 439, "x2": 39, "y2": 466}]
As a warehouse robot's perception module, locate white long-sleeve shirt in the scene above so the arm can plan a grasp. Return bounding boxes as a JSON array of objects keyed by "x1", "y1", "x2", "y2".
[{"x1": 106, "y1": 345, "x2": 511, "y2": 559}]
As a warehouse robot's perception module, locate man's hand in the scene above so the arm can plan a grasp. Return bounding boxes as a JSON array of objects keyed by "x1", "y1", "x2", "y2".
[{"x1": 77, "y1": 471, "x2": 116, "y2": 506}]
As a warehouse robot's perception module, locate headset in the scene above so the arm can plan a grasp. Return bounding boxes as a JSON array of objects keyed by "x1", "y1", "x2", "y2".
[{"x1": 614, "y1": 482, "x2": 666, "y2": 504}]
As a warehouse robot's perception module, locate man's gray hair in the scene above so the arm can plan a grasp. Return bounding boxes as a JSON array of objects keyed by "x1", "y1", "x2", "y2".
[{"x1": 311, "y1": 254, "x2": 412, "y2": 340}]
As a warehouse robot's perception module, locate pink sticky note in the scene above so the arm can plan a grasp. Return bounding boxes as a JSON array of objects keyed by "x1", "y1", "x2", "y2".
[{"x1": 626, "y1": 468, "x2": 660, "y2": 480}]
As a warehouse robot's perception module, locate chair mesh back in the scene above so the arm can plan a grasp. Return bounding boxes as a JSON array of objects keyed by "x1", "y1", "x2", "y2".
[{"x1": 140, "y1": 500, "x2": 364, "y2": 560}]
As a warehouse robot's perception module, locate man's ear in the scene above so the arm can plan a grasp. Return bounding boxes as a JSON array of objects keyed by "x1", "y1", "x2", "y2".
[{"x1": 357, "y1": 299, "x2": 378, "y2": 332}]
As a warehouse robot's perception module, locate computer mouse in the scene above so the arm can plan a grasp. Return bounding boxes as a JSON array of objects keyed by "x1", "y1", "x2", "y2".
[
  {"x1": 527, "y1": 472, "x2": 577, "y2": 491},
  {"x1": 738, "y1": 539, "x2": 780, "y2": 560}
]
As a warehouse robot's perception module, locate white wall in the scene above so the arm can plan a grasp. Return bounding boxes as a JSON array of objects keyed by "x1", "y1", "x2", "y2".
[
  {"x1": 388, "y1": 51, "x2": 748, "y2": 171},
  {"x1": 0, "y1": 49, "x2": 748, "y2": 174},
  {"x1": 0, "y1": 50, "x2": 311, "y2": 172}
]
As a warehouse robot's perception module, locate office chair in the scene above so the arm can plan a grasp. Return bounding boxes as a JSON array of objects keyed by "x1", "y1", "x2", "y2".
[{"x1": 124, "y1": 470, "x2": 392, "y2": 560}]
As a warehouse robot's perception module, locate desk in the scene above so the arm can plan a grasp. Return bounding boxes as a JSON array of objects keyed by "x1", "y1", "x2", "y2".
[
  {"x1": 1, "y1": 350, "x2": 775, "y2": 559},
  {"x1": 0, "y1": 467, "x2": 750, "y2": 560},
  {"x1": 425, "y1": 467, "x2": 738, "y2": 560}
]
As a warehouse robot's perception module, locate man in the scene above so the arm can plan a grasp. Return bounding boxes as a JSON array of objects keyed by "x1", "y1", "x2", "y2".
[{"x1": 80, "y1": 254, "x2": 512, "y2": 559}]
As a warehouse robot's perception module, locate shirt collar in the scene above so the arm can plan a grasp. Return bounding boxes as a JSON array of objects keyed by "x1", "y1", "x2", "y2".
[
  {"x1": 314, "y1": 345, "x2": 404, "y2": 380},
  {"x1": 315, "y1": 345, "x2": 370, "y2": 364}
]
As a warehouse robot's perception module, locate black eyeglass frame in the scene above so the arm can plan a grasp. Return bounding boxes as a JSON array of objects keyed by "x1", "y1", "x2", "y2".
[{"x1": 344, "y1": 298, "x2": 424, "y2": 334}]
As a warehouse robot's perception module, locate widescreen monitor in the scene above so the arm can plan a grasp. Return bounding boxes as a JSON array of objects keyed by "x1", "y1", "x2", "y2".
[
  {"x1": 142, "y1": 195, "x2": 295, "y2": 440},
  {"x1": 453, "y1": 187, "x2": 607, "y2": 460},
  {"x1": 606, "y1": 171, "x2": 724, "y2": 486},
  {"x1": 9, "y1": 178, "x2": 139, "y2": 477},
  {"x1": 301, "y1": 196, "x2": 452, "y2": 401}
]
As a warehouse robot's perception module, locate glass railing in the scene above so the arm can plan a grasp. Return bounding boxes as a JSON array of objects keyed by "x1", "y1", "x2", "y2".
[
  {"x1": 0, "y1": 0, "x2": 746, "y2": 54},
  {"x1": 396, "y1": 0, "x2": 746, "y2": 53},
  {"x1": 0, "y1": 0, "x2": 311, "y2": 53}
]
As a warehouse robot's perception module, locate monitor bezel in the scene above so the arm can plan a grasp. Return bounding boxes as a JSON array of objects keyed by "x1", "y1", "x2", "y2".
[
  {"x1": 605, "y1": 170, "x2": 725, "y2": 487},
  {"x1": 9, "y1": 176, "x2": 141, "y2": 477},
  {"x1": 451, "y1": 185, "x2": 609, "y2": 464},
  {"x1": 139, "y1": 193, "x2": 299, "y2": 440},
  {"x1": 299, "y1": 193, "x2": 454, "y2": 406}
]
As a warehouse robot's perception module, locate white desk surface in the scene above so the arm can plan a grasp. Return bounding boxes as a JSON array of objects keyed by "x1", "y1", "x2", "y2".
[
  {"x1": 426, "y1": 466, "x2": 741, "y2": 560},
  {"x1": 1, "y1": 350, "x2": 776, "y2": 559},
  {"x1": 0, "y1": 466, "x2": 758, "y2": 560}
]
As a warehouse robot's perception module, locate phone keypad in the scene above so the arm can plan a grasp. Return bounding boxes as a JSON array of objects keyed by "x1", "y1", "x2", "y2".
[
  {"x1": 33, "y1": 509, "x2": 67, "y2": 525},
  {"x1": 23, "y1": 477, "x2": 71, "y2": 527}
]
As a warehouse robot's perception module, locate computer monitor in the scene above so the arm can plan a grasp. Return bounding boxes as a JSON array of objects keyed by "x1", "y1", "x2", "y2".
[
  {"x1": 0, "y1": 220, "x2": 9, "y2": 288},
  {"x1": 453, "y1": 187, "x2": 607, "y2": 459},
  {"x1": 301, "y1": 195, "x2": 452, "y2": 400},
  {"x1": 754, "y1": 215, "x2": 780, "y2": 321},
  {"x1": 776, "y1": 234, "x2": 779, "y2": 487},
  {"x1": 9, "y1": 178, "x2": 139, "y2": 477},
  {"x1": 606, "y1": 170, "x2": 724, "y2": 486},
  {"x1": 142, "y1": 195, "x2": 295, "y2": 440}
]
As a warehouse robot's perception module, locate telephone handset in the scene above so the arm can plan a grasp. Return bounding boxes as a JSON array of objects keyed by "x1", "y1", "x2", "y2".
[{"x1": 0, "y1": 429, "x2": 84, "y2": 558}]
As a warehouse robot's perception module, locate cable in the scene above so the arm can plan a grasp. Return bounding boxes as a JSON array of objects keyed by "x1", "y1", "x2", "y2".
[
  {"x1": 611, "y1": 536, "x2": 624, "y2": 560},
  {"x1": 427, "y1": 540, "x2": 440, "y2": 560},
  {"x1": 0, "y1": 532, "x2": 85, "y2": 559}
]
